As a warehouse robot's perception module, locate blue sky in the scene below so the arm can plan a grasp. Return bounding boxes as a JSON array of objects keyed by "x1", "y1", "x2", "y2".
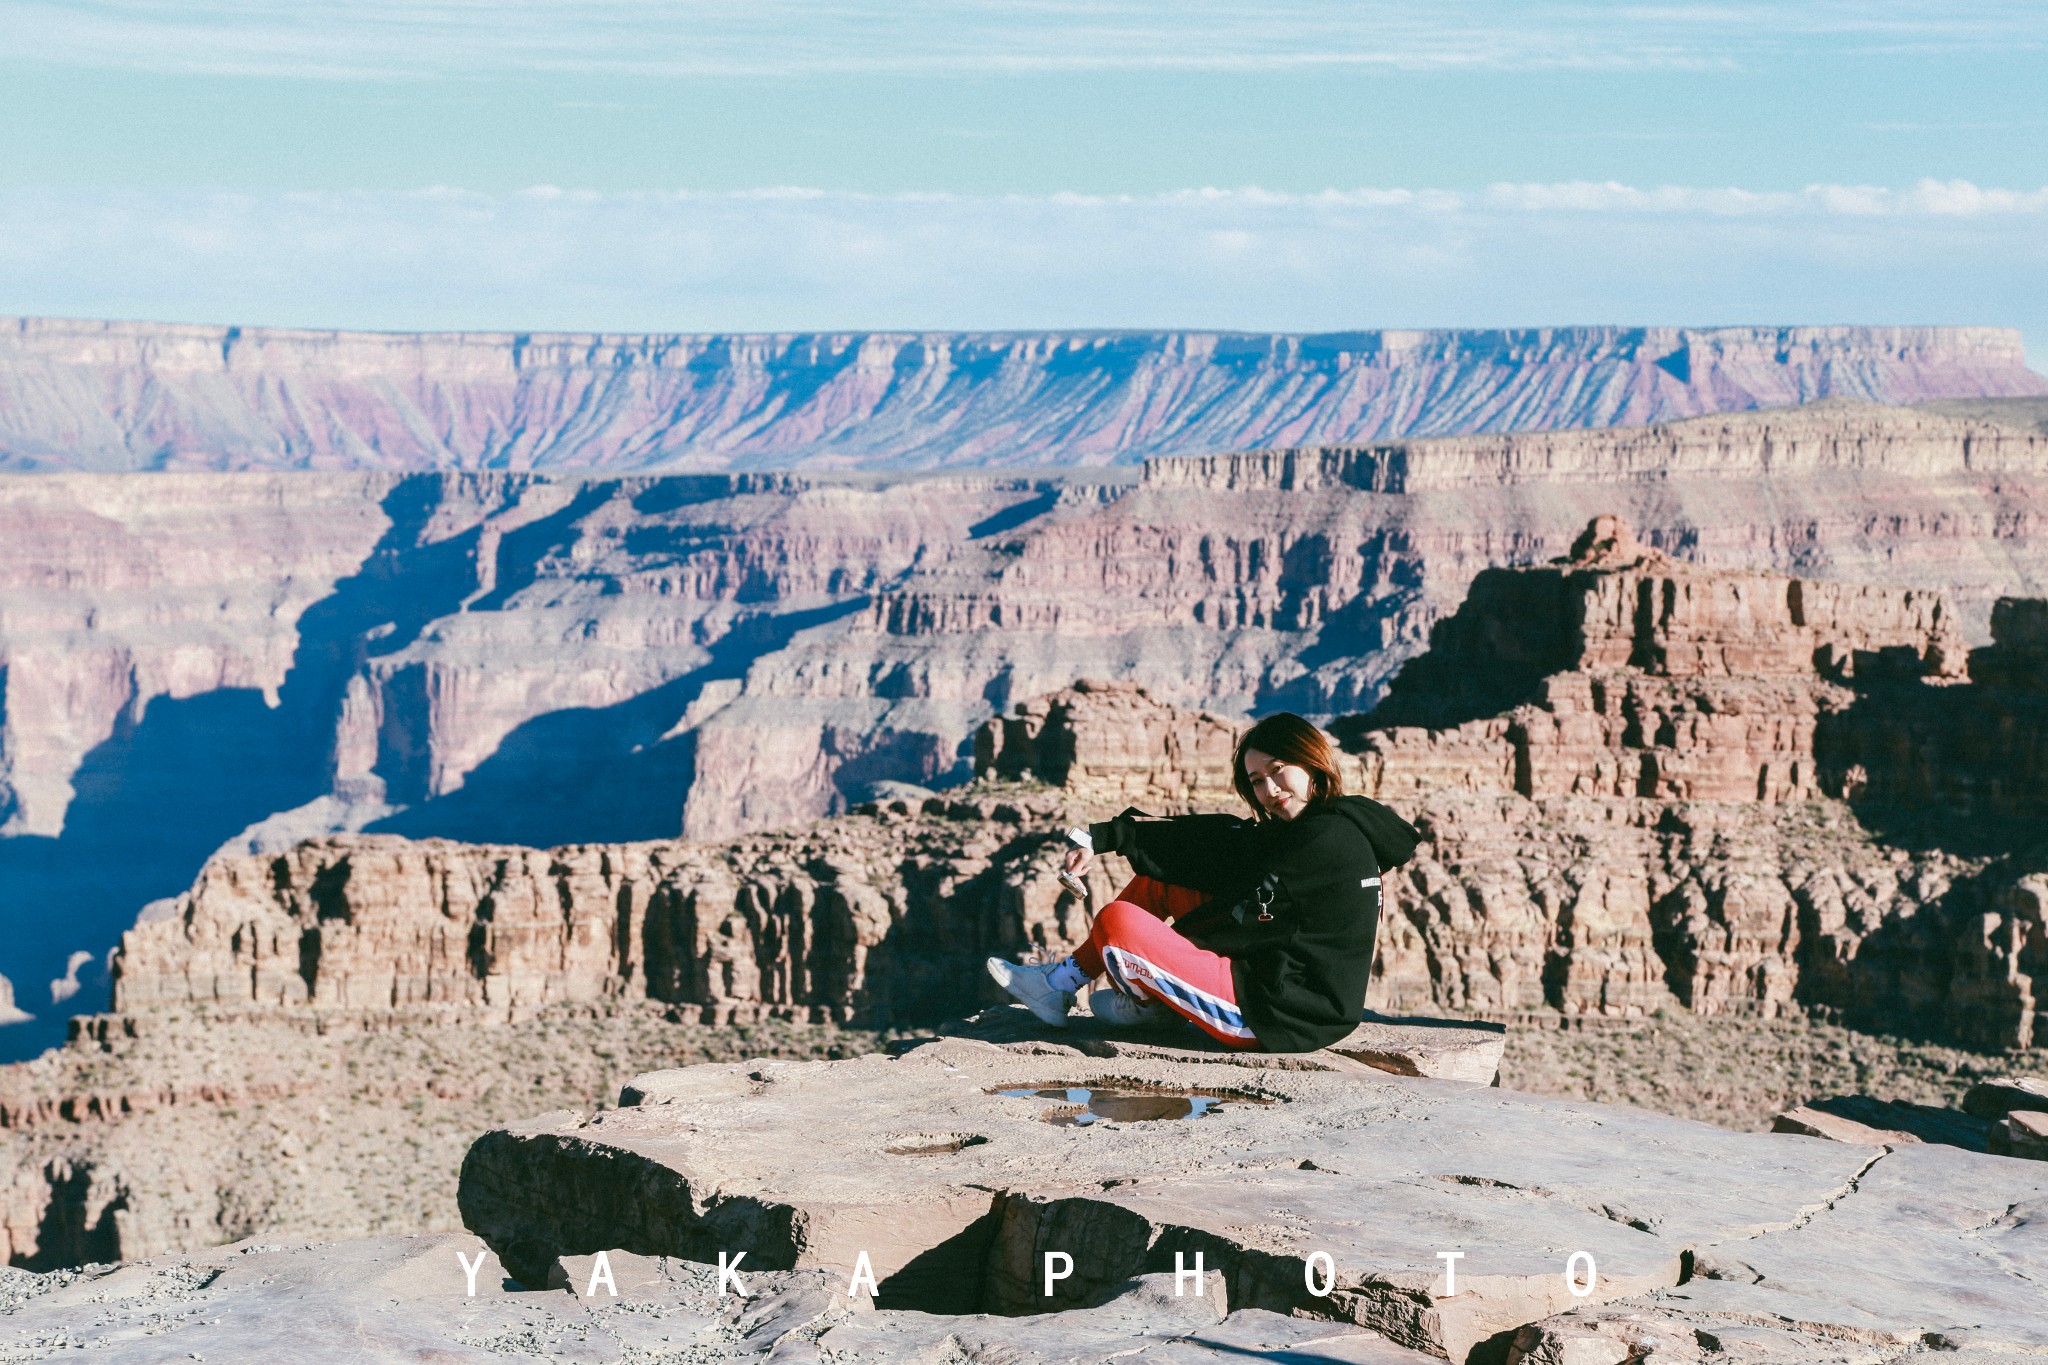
[{"x1": 1, "y1": 2, "x2": 2043, "y2": 362}]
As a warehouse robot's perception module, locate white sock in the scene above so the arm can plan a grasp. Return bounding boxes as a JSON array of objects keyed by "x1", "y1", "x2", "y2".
[{"x1": 1045, "y1": 958, "x2": 1088, "y2": 993}]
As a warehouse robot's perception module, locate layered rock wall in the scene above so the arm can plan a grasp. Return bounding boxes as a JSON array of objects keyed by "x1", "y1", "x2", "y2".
[
  {"x1": 8, "y1": 400, "x2": 2048, "y2": 1059},
  {"x1": 1346, "y1": 546, "x2": 2045, "y2": 1047},
  {"x1": 1353, "y1": 530, "x2": 1968, "y2": 807},
  {"x1": 1819, "y1": 596, "x2": 2048, "y2": 827},
  {"x1": 109, "y1": 794, "x2": 1084, "y2": 1031},
  {"x1": 5, "y1": 318, "x2": 2040, "y2": 474},
  {"x1": 973, "y1": 679, "x2": 1247, "y2": 812},
  {"x1": 972, "y1": 535, "x2": 2046, "y2": 1049},
  {"x1": 1147, "y1": 400, "x2": 2048, "y2": 492}
]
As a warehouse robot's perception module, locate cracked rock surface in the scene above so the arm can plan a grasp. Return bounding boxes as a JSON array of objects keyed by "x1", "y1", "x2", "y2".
[
  {"x1": 0, "y1": 1232, "x2": 787, "y2": 1364},
  {"x1": 0, "y1": 1234, "x2": 1439, "y2": 1364},
  {"x1": 9, "y1": 1032, "x2": 2043, "y2": 1363},
  {"x1": 456, "y1": 1029, "x2": 2046, "y2": 1362}
]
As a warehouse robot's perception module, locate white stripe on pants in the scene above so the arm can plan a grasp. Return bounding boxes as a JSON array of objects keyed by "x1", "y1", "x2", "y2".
[{"x1": 1100, "y1": 945, "x2": 1256, "y2": 1042}]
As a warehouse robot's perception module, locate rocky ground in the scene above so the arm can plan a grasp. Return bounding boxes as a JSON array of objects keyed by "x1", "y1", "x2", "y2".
[
  {"x1": 1, "y1": 1005, "x2": 908, "y2": 1268},
  {"x1": 10, "y1": 995, "x2": 2038, "y2": 1275},
  {"x1": 0, "y1": 1235, "x2": 1442, "y2": 1364},
  {"x1": 451, "y1": 1024, "x2": 2048, "y2": 1362},
  {"x1": 5, "y1": 1006, "x2": 2046, "y2": 1363},
  {"x1": 1500, "y1": 1013, "x2": 2048, "y2": 1134}
]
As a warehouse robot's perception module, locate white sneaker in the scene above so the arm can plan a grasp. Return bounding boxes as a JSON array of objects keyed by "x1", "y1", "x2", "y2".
[
  {"x1": 986, "y1": 958, "x2": 1074, "y2": 1028},
  {"x1": 1088, "y1": 986, "x2": 1173, "y2": 1027}
]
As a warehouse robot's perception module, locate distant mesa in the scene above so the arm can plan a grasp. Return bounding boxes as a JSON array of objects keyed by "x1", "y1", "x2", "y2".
[{"x1": 0, "y1": 317, "x2": 2041, "y2": 473}]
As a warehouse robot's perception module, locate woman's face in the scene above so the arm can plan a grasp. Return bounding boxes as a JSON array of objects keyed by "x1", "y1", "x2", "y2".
[{"x1": 1242, "y1": 747, "x2": 1314, "y2": 821}]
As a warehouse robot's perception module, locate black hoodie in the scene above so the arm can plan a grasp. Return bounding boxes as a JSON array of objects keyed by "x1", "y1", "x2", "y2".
[{"x1": 1087, "y1": 795, "x2": 1419, "y2": 1053}]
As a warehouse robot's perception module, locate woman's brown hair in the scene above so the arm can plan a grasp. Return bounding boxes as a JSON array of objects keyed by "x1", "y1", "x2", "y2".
[{"x1": 1232, "y1": 712, "x2": 1345, "y2": 818}]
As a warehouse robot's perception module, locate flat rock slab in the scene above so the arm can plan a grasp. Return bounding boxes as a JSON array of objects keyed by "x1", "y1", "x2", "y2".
[
  {"x1": 916, "y1": 1004, "x2": 1507, "y2": 1085},
  {"x1": 0, "y1": 1238, "x2": 1437, "y2": 1364},
  {"x1": 1516, "y1": 1141, "x2": 2048, "y2": 1358},
  {"x1": 814, "y1": 1271, "x2": 1440, "y2": 1363},
  {"x1": 1805, "y1": 1094, "x2": 1993, "y2": 1151},
  {"x1": 1771, "y1": 1105, "x2": 1919, "y2": 1146},
  {"x1": 1330, "y1": 1013, "x2": 1509, "y2": 1085},
  {"x1": 0, "y1": 1232, "x2": 770, "y2": 1364},
  {"x1": 453, "y1": 1037, "x2": 1979, "y2": 1362}
]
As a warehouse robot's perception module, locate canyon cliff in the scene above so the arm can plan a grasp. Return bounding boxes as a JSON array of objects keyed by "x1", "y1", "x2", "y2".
[
  {"x1": 3, "y1": 401, "x2": 2048, "y2": 1058},
  {"x1": 988, "y1": 545, "x2": 2047, "y2": 1049},
  {"x1": 5, "y1": 532, "x2": 2045, "y2": 1271},
  {"x1": 65, "y1": 532, "x2": 2048, "y2": 1054},
  {"x1": 1, "y1": 318, "x2": 2041, "y2": 474}
]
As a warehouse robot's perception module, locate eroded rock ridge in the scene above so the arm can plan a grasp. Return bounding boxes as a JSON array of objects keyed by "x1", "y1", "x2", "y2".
[
  {"x1": 97, "y1": 530, "x2": 2048, "y2": 1051},
  {"x1": 6, "y1": 400, "x2": 2048, "y2": 1059},
  {"x1": 6, "y1": 527, "x2": 2047, "y2": 1278}
]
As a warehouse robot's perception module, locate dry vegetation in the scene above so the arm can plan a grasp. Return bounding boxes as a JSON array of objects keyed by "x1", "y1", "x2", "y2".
[
  {"x1": 3, "y1": 1004, "x2": 908, "y2": 1259},
  {"x1": 1500, "y1": 1010, "x2": 2044, "y2": 1131}
]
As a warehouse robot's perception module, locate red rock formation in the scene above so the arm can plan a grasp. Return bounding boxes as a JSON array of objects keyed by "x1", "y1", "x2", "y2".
[
  {"x1": 107, "y1": 794, "x2": 1085, "y2": 1031},
  {"x1": 971, "y1": 532, "x2": 2044, "y2": 1049},
  {"x1": 8, "y1": 401, "x2": 2048, "y2": 1061},
  {"x1": 1817, "y1": 596, "x2": 2048, "y2": 827},
  {"x1": 1347, "y1": 535, "x2": 2041, "y2": 1047},
  {"x1": 974, "y1": 679, "x2": 1245, "y2": 813},
  {"x1": 1352, "y1": 534, "x2": 1968, "y2": 806}
]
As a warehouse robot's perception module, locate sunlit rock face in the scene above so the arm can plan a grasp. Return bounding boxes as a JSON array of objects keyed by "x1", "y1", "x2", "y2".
[
  {"x1": 93, "y1": 539, "x2": 2048, "y2": 1054},
  {"x1": 3, "y1": 400, "x2": 2048, "y2": 1059},
  {"x1": 2, "y1": 318, "x2": 2041, "y2": 474},
  {"x1": 5, "y1": 542, "x2": 2045, "y2": 1269},
  {"x1": 1335, "y1": 532, "x2": 2046, "y2": 1051}
]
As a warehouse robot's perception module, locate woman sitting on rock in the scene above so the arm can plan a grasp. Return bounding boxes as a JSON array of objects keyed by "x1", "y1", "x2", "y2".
[{"x1": 986, "y1": 712, "x2": 1418, "y2": 1053}]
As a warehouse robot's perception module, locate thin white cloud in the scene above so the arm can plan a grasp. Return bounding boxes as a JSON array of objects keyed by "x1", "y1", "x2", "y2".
[
  {"x1": 2, "y1": 1, "x2": 2041, "y2": 79},
  {"x1": 1485, "y1": 178, "x2": 2048, "y2": 216},
  {"x1": 0, "y1": 183, "x2": 2040, "y2": 368}
]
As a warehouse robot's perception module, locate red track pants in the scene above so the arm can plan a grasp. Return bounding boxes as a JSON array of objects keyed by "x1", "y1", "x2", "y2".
[{"x1": 1072, "y1": 876, "x2": 1258, "y2": 1049}]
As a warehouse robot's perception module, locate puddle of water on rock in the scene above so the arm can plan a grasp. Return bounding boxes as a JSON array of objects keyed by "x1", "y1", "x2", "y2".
[{"x1": 994, "y1": 1086, "x2": 1271, "y2": 1126}]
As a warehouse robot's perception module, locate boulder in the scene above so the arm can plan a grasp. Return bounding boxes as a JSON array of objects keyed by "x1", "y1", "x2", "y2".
[
  {"x1": 1989, "y1": 1109, "x2": 2048, "y2": 1161},
  {"x1": 1962, "y1": 1075, "x2": 2048, "y2": 1121}
]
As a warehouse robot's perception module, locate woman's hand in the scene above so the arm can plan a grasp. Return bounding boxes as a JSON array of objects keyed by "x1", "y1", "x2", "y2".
[{"x1": 1063, "y1": 844, "x2": 1094, "y2": 878}]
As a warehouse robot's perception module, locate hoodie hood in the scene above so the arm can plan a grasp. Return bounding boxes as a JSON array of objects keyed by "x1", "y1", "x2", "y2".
[{"x1": 1327, "y1": 794, "x2": 1421, "y2": 871}]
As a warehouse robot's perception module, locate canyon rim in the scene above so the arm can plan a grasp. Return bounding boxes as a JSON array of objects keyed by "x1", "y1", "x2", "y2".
[
  {"x1": 2, "y1": 341, "x2": 2046, "y2": 1053},
  {"x1": 1, "y1": 315, "x2": 2046, "y2": 1364}
]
